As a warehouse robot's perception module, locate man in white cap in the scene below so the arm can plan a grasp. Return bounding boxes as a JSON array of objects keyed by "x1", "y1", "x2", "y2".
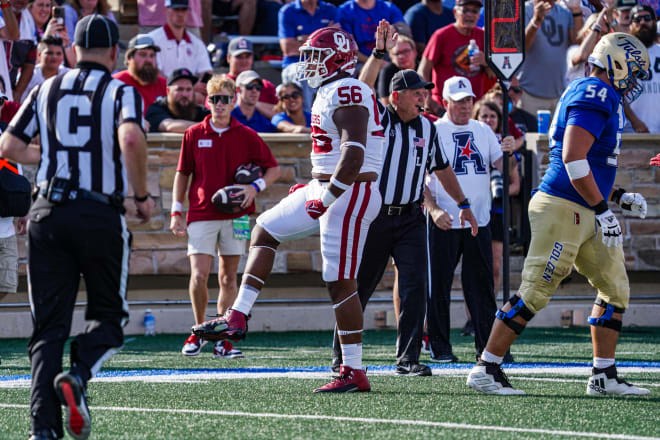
[
  {"x1": 424, "y1": 75, "x2": 514, "y2": 363},
  {"x1": 231, "y1": 70, "x2": 276, "y2": 132}
]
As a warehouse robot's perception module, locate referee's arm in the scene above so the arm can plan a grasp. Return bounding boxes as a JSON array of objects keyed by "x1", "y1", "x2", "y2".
[
  {"x1": 119, "y1": 122, "x2": 154, "y2": 221},
  {"x1": 432, "y1": 168, "x2": 478, "y2": 236},
  {"x1": 0, "y1": 132, "x2": 40, "y2": 164}
]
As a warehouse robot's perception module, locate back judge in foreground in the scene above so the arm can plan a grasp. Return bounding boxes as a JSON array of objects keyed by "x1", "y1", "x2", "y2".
[
  {"x1": 193, "y1": 27, "x2": 384, "y2": 393},
  {"x1": 467, "y1": 33, "x2": 651, "y2": 396},
  {"x1": 0, "y1": 14, "x2": 154, "y2": 439}
]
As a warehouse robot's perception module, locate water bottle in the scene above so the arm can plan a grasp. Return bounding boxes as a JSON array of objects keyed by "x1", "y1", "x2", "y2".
[
  {"x1": 467, "y1": 39, "x2": 480, "y2": 72},
  {"x1": 143, "y1": 309, "x2": 155, "y2": 336}
]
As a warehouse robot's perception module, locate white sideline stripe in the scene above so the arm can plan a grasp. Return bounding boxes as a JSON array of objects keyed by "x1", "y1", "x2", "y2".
[{"x1": 0, "y1": 403, "x2": 657, "y2": 440}]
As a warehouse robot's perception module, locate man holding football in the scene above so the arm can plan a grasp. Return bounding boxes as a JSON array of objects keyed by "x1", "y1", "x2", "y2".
[
  {"x1": 170, "y1": 74, "x2": 280, "y2": 360},
  {"x1": 193, "y1": 27, "x2": 385, "y2": 393},
  {"x1": 467, "y1": 33, "x2": 651, "y2": 396}
]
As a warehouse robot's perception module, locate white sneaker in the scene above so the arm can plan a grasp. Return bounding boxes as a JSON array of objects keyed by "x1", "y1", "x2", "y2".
[
  {"x1": 587, "y1": 365, "x2": 650, "y2": 396},
  {"x1": 213, "y1": 340, "x2": 244, "y2": 359},
  {"x1": 181, "y1": 334, "x2": 207, "y2": 356},
  {"x1": 467, "y1": 360, "x2": 525, "y2": 395}
]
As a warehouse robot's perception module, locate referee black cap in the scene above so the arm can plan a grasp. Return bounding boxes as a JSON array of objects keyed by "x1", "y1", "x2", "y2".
[
  {"x1": 74, "y1": 14, "x2": 119, "y2": 49},
  {"x1": 390, "y1": 69, "x2": 434, "y2": 94}
]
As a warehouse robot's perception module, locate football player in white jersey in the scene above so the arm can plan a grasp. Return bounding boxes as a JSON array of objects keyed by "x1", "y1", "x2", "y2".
[{"x1": 192, "y1": 27, "x2": 385, "y2": 393}]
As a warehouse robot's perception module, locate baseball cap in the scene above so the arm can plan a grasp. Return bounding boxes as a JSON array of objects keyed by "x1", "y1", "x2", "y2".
[
  {"x1": 456, "y1": 0, "x2": 483, "y2": 6},
  {"x1": 126, "y1": 34, "x2": 160, "y2": 56},
  {"x1": 442, "y1": 76, "x2": 476, "y2": 101},
  {"x1": 390, "y1": 69, "x2": 434, "y2": 94},
  {"x1": 228, "y1": 37, "x2": 253, "y2": 56},
  {"x1": 165, "y1": 0, "x2": 189, "y2": 8},
  {"x1": 74, "y1": 14, "x2": 119, "y2": 49},
  {"x1": 615, "y1": 0, "x2": 637, "y2": 10},
  {"x1": 236, "y1": 70, "x2": 263, "y2": 87},
  {"x1": 631, "y1": 4, "x2": 656, "y2": 19},
  {"x1": 168, "y1": 67, "x2": 198, "y2": 86}
]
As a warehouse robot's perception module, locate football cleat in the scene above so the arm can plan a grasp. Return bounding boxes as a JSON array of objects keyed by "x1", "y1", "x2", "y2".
[
  {"x1": 54, "y1": 372, "x2": 91, "y2": 440},
  {"x1": 586, "y1": 365, "x2": 650, "y2": 396},
  {"x1": 28, "y1": 429, "x2": 58, "y2": 440},
  {"x1": 192, "y1": 308, "x2": 249, "y2": 342},
  {"x1": 213, "y1": 340, "x2": 245, "y2": 359},
  {"x1": 313, "y1": 366, "x2": 370, "y2": 393},
  {"x1": 181, "y1": 333, "x2": 207, "y2": 356},
  {"x1": 467, "y1": 359, "x2": 525, "y2": 395},
  {"x1": 396, "y1": 362, "x2": 432, "y2": 376}
]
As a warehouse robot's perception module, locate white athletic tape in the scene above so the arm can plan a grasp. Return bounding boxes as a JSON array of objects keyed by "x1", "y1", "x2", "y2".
[
  {"x1": 250, "y1": 245, "x2": 277, "y2": 253},
  {"x1": 243, "y1": 273, "x2": 265, "y2": 285},
  {"x1": 565, "y1": 159, "x2": 590, "y2": 180},
  {"x1": 332, "y1": 291, "x2": 358, "y2": 309},
  {"x1": 340, "y1": 141, "x2": 365, "y2": 151},
  {"x1": 338, "y1": 329, "x2": 364, "y2": 335},
  {"x1": 321, "y1": 189, "x2": 337, "y2": 207}
]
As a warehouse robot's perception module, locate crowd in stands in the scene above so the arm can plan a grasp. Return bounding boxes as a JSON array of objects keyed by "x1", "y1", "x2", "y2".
[{"x1": 0, "y1": 0, "x2": 659, "y2": 135}]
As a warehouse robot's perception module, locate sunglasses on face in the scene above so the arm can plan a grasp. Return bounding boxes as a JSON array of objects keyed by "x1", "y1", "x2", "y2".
[
  {"x1": 244, "y1": 83, "x2": 263, "y2": 91},
  {"x1": 280, "y1": 91, "x2": 302, "y2": 100},
  {"x1": 209, "y1": 94, "x2": 233, "y2": 105},
  {"x1": 632, "y1": 14, "x2": 654, "y2": 23}
]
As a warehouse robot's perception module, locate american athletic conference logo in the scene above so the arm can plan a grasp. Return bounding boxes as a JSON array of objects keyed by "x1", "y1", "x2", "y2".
[{"x1": 451, "y1": 131, "x2": 487, "y2": 175}]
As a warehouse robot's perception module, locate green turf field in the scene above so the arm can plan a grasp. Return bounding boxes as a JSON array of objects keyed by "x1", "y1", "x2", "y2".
[{"x1": 1, "y1": 328, "x2": 659, "y2": 439}]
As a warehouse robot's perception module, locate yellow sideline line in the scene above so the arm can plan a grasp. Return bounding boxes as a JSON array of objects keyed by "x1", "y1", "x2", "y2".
[{"x1": 0, "y1": 404, "x2": 658, "y2": 440}]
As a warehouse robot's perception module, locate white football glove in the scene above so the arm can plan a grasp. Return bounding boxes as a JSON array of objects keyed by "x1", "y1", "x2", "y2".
[
  {"x1": 595, "y1": 209, "x2": 623, "y2": 248},
  {"x1": 618, "y1": 192, "x2": 647, "y2": 219}
]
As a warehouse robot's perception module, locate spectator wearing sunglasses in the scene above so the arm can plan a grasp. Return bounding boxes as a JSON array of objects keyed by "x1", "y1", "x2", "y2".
[
  {"x1": 231, "y1": 70, "x2": 277, "y2": 133},
  {"x1": 624, "y1": 4, "x2": 659, "y2": 133},
  {"x1": 272, "y1": 82, "x2": 311, "y2": 133},
  {"x1": 145, "y1": 68, "x2": 210, "y2": 133}
]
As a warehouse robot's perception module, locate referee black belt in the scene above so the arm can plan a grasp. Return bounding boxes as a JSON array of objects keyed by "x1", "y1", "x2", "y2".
[
  {"x1": 37, "y1": 181, "x2": 124, "y2": 208},
  {"x1": 381, "y1": 203, "x2": 419, "y2": 216}
]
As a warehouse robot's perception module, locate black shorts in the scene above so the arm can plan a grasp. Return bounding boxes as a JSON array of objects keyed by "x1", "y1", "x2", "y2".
[{"x1": 490, "y1": 212, "x2": 504, "y2": 242}]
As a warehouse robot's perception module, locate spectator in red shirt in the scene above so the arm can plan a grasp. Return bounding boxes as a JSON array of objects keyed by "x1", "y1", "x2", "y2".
[
  {"x1": 226, "y1": 37, "x2": 278, "y2": 119},
  {"x1": 418, "y1": 0, "x2": 493, "y2": 115},
  {"x1": 113, "y1": 34, "x2": 166, "y2": 115},
  {"x1": 170, "y1": 74, "x2": 280, "y2": 359},
  {"x1": 0, "y1": 91, "x2": 20, "y2": 125}
]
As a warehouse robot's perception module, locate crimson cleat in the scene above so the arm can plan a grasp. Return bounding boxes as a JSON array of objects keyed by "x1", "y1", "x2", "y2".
[
  {"x1": 313, "y1": 365, "x2": 371, "y2": 393},
  {"x1": 53, "y1": 372, "x2": 91, "y2": 440},
  {"x1": 191, "y1": 308, "x2": 249, "y2": 342}
]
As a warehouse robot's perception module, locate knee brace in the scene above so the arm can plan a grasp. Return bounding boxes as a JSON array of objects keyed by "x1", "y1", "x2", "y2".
[
  {"x1": 495, "y1": 295, "x2": 535, "y2": 335},
  {"x1": 588, "y1": 298, "x2": 624, "y2": 332}
]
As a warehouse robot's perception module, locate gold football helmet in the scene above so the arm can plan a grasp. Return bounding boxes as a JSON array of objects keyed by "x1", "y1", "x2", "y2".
[{"x1": 588, "y1": 32, "x2": 650, "y2": 104}]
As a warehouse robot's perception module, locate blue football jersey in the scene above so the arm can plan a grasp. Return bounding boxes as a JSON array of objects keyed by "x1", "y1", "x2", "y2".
[{"x1": 538, "y1": 77, "x2": 623, "y2": 208}]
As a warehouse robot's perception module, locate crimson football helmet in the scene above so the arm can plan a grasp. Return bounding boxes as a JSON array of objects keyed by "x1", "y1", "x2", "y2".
[{"x1": 296, "y1": 27, "x2": 358, "y2": 88}]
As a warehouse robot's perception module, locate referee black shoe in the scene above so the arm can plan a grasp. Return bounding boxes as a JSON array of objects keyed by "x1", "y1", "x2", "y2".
[
  {"x1": 54, "y1": 372, "x2": 91, "y2": 440},
  {"x1": 396, "y1": 362, "x2": 432, "y2": 376}
]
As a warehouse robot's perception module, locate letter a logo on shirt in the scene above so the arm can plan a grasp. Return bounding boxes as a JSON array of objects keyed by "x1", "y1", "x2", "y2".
[{"x1": 452, "y1": 131, "x2": 487, "y2": 175}]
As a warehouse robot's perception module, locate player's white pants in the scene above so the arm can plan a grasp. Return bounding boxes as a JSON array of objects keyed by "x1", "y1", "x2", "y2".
[{"x1": 256, "y1": 179, "x2": 381, "y2": 282}]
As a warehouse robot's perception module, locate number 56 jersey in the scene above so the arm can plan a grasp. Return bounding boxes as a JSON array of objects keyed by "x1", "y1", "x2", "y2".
[
  {"x1": 538, "y1": 76, "x2": 623, "y2": 208},
  {"x1": 310, "y1": 77, "x2": 385, "y2": 175}
]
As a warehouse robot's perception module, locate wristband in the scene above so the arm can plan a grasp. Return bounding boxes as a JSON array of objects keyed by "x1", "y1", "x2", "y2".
[
  {"x1": 321, "y1": 189, "x2": 337, "y2": 207},
  {"x1": 135, "y1": 193, "x2": 150, "y2": 202},
  {"x1": 591, "y1": 200, "x2": 608, "y2": 215},
  {"x1": 572, "y1": 12, "x2": 582, "y2": 17},
  {"x1": 590, "y1": 24, "x2": 602, "y2": 33},
  {"x1": 457, "y1": 198, "x2": 470, "y2": 209},
  {"x1": 171, "y1": 201, "x2": 183, "y2": 214},
  {"x1": 253, "y1": 177, "x2": 266, "y2": 192},
  {"x1": 530, "y1": 20, "x2": 540, "y2": 29},
  {"x1": 171, "y1": 211, "x2": 182, "y2": 217},
  {"x1": 330, "y1": 176, "x2": 351, "y2": 191},
  {"x1": 610, "y1": 188, "x2": 626, "y2": 204},
  {"x1": 372, "y1": 48, "x2": 386, "y2": 59}
]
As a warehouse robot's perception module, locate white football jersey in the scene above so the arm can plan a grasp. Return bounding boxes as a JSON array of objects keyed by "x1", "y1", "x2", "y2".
[
  {"x1": 310, "y1": 77, "x2": 385, "y2": 175},
  {"x1": 428, "y1": 116, "x2": 503, "y2": 228}
]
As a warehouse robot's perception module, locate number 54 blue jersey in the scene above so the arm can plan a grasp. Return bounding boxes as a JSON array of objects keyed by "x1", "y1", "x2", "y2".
[{"x1": 538, "y1": 76, "x2": 623, "y2": 208}]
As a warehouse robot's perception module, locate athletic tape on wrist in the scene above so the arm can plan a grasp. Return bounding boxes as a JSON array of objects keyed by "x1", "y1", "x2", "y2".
[
  {"x1": 321, "y1": 189, "x2": 337, "y2": 207},
  {"x1": 565, "y1": 159, "x2": 590, "y2": 180},
  {"x1": 338, "y1": 329, "x2": 363, "y2": 335},
  {"x1": 330, "y1": 176, "x2": 351, "y2": 191},
  {"x1": 340, "y1": 141, "x2": 365, "y2": 151},
  {"x1": 171, "y1": 201, "x2": 183, "y2": 214}
]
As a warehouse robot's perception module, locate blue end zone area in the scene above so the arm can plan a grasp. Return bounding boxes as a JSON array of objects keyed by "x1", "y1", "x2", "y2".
[{"x1": 2, "y1": 361, "x2": 660, "y2": 382}]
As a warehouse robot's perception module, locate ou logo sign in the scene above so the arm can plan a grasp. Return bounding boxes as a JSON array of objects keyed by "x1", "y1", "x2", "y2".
[{"x1": 333, "y1": 32, "x2": 350, "y2": 52}]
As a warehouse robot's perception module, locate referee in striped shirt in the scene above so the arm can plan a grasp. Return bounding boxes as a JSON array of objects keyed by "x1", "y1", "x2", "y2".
[
  {"x1": 332, "y1": 20, "x2": 478, "y2": 376},
  {"x1": 0, "y1": 15, "x2": 154, "y2": 440}
]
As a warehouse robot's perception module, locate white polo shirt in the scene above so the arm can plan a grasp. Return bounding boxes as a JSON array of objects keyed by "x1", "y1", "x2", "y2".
[{"x1": 147, "y1": 24, "x2": 212, "y2": 77}]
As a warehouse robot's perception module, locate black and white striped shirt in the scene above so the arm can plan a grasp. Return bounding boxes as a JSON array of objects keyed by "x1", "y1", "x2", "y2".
[
  {"x1": 8, "y1": 62, "x2": 144, "y2": 196},
  {"x1": 377, "y1": 103, "x2": 448, "y2": 205}
]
